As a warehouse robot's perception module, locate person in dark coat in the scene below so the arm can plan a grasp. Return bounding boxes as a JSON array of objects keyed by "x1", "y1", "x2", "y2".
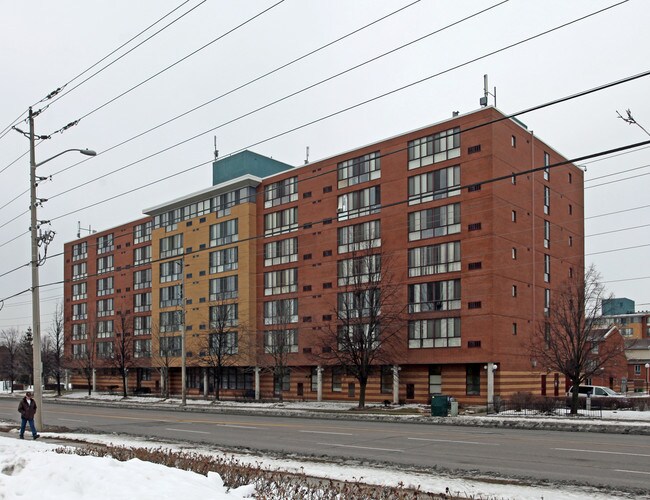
[{"x1": 18, "y1": 391, "x2": 40, "y2": 439}]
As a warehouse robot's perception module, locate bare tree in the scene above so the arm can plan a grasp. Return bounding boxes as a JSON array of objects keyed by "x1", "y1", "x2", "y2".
[
  {"x1": 529, "y1": 265, "x2": 627, "y2": 414},
  {"x1": 111, "y1": 312, "x2": 136, "y2": 398},
  {"x1": 260, "y1": 298, "x2": 298, "y2": 402},
  {"x1": 46, "y1": 303, "x2": 65, "y2": 396},
  {"x1": 0, "y1": 328, "x2": 22, "y2": 392},
  {"x1": 150, "y1": 319, "x2": 178, "y2": 399},
  {"x1": 18, "y1": 328, "x2": 34, "y2": 386},
  {"x1": 67, "y1": 325, "x2": 97, "y2": 396},
  {"x1": 315, "y1": 245, "x2": 406, "y2": 408},
  {"x1": 200, "y1": 300, "x2": 243, "y2": 401}
]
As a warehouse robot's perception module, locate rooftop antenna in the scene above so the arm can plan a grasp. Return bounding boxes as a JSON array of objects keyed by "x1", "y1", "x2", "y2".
[
  {"x1": 304, "y1": 146, "x2": 310, "y2": 165},
  {"x1": 77, "y1": 221, "x2": 96, "y2": 239},
  {"x1": 479, "y1": 74, "x2": 497, "y2": 107},
  {"x1": 214, "y1": 136, "x2": 219, "y2": 160}
]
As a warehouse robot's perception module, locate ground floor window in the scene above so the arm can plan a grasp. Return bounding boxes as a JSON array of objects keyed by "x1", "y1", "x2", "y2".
[
  {"x1": 429, "y1": 365, "x2": 442, "y2": 395},
  {"x1": 331, "y1": 367, "x2": 342, "y2": 392},
  {"x1": 380, "y1": 366, "x2": 392, "y2": 394},
  {"x1": 274, "y1": 370, "x2": 290, "y2": 394},
  {"x1": 466, "y1": 365, "x2": 480, "y2": 395}
]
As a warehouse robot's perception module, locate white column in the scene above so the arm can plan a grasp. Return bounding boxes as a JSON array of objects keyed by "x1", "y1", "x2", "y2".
[
  {"x1": 92, "y1": 368, "x2": 97, "y2": 392},
  {"x1": 392, "y1": 365, "x2": 400, "y2": 404},
  {"x1": 316, "y1": 366, "x2": 323, "y2": 402},
  {"x1": 487, "y1": 362, "x2": 497, "y2": 405},
  {"x1": 254, "y1": 367, "x2": 261, "y2": 400},
  {"x1": 203, "y1": 369, "x2": 209, "y2": 397}
]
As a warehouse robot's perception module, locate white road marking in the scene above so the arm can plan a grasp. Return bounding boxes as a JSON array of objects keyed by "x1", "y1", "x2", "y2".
[
  {"x1": 218, "y1": 424, "x2": 259, "y2": 430},
  {"x1": 165, "y1": 428, "x2": 210, "y2": 435},
  {"x1": 555, "y1": 448, "x2": 650, "y2": 458},
  {"x1": 299, "y1": 430, "x2": 353, "y2": 436},
  {"x1": 317, "y1": 442, "x2": 403, "y2": 453},
  {"x1": 58, "y1": 418, "x2": 88, "y2": 423},
  {"x1": 408, "y1": 437, "x2": 499, "y2": 446},
  {"x1": 615, "y1": 469, "x2": 650, "y2": 475}
]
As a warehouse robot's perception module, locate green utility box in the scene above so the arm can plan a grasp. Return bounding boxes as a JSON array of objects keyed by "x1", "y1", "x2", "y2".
[{"x1": 431, "y1": 395, "x2": 450, "y2": 417}]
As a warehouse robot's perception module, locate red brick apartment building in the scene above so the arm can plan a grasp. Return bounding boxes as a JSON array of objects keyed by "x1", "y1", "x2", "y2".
[{"x1": 63, "y1": 107, "x2": 584, "y2": 405}]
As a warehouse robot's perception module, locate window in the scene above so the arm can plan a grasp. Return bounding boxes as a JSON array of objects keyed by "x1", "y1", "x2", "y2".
[
  {"x1": 568, "y1": 235, "x2": 573, "y2": 247},
  {"x1": 634, "y1": 364, "x2": 641, "y2": 375},
  {"x1": 264, "y1": 268, "x2": 298, "y2": 295},
  {"x1": 466, "y1": 365, "x2": 480, "y2": 395},
  {"x1": 408, "y1": 127, "x2": 460, "y2": 169},
  {"x1": 96, "y1": 341, "x2": 114, "y2": 359},
  {"x1": 134, "y1": 315, "x2": 152, "y2": 335},
  {"x1": 133, "y1": 221, "x2": 152, "y2": 244},
  {"x1": 133, "y1": 269, "x2": 152, "y2": 290},
  {"x1": 512, "y1": 247, "x2": 517, "y2": 260},
  {"x1": 96, "y1": 255, "x2": 114, "y2": 274},
  {"x1": 511, "y1": 210, "x2": 517, "y2": 222},
  {"x1": 544, "y1": 254, "x2": 551, "y2": 283},
  {"x1": 511, "y1": 135, "x2": 517, "y2": 148},
  {"x1": 337, "y1": 220, "x2": 380, "y2": 254},
  {"x1": 209, "y1": 247, "x2": 238, "y2": 274},
  {"x1": 511, "y1": 173, "x2": 517, "y2": 185},
  {"x1": 134, "y1": 339, "x2": 151, "y2": 358},
  {"x1": 210, "y1": 303, "x2": 238, "y2": 328},
  {"x1": 72, "y1": 343, "x2": 87, "y2": 359},
  {"x1": 468, "y1": 261, "x2": 482, "y2": 270},
  {"x1": 264, "y1": 176, "x2": 298, "y2": 208},
  {"x1": 544, "y1": 186, "x2": 550, "y2": 215},
  {"x1": 264, "y1": 207, "x2": 298, "y2": 236},
  {"x1": 159, "y1": 335, "x2": 182, "y2": 356},
  {"x1": 408, "y1": 318, "x2": 460, "y2": 348},
  {"x1": 544, "y1": 289, "x2": 550, "y2": 316},
  {"x1": 160, "y1": 285, "x2": 183, "y2": 308},
  {"x1": 331, "y1": 367, "x2": 343, "y2": 392},
  {"x1": 337, "y1": 254, "x2": 381, "y2": 286},
  {"x1": 264, "y1": 329, "x2": 298, "y2": 353},
  {"x1": 568, "y1": 204, "x2": 573, "y2": 215},
  {"x1": 544, "y1": 220, "x2": 550, "y2": 249},
  {"x1": 543, "y1": 152, "x2": 550, "y2": 181},
  {"x1": 96, "y1": 320, "x2": 114, "y2": 338},
  {"x1": 338, "y1": 289, "x2": 380, "y2": 318},
  {"x1": 338, "y1": 323, "x2": 379, "y2": 351},
  {"x1": 337, "y1": 151, "x2": 381, "y2": 188},
  {"x1": 337, "y1": 186, "x2": 380, "y2": 221},
  {"x1": 408, "y1": 280, "x2": 461, "y2": 313},
  {"x1": 160, "y1": 234, "x2": 183, "y2": 259},
  {"x1": 512, "y1": 285, "x2": 518, "y2": 297},
  {"x1": 72, "y1": 323, "x2": 87, "y2": 340},
  {"x1": 160, "y1": 259, "x2": 183, "y2": 283},
  {"x1": 134, "y1": 292, "x2": 151, "y2": 313},
  {"x1": 264, "y1": 237, "x2": 298, "y2": 266},
  {"x1": 96, "y1": 277, "x2": 114, "y2": 296},
  {"x1": 408, "y1": 166, "x2": 460, "y2": 205},
  {"x1": 408, "y1": 203, "x2": 461, "y2": 241},
  {"x1": 159, "y1": 311, "x2": 182, "y2": 333},
  {"x1": 72, "y1": 282, "x2": 87, "y2": 301},
  {"x1": 467, "y1": 222, "x2": 481, "y2": 231},
  {"x1": 467, "y1": 301, "x2": 482, "y2": 309},
  {"x1": 72, "y1": 303, "x2": 87, "y2": 321},
  {"x1": 380, "y1": 366, "x2": 393, "y2": 394},
  {"x1": 274, "y1": 371, "x2": 291, "y2": 394},
  {"x1": 134, "y1": 245, "x2": 151, "y2": 266},
  {"x1": 97, "y1": 234, "x2": 114, "y2": 254},
  {"x1": 408, "y1": 241, "x2": 461, "y2": 278},
  {"x1": 209, "y1": 331, "x2": 238, "y2": 355},
  {"x1": 209, "y1": 275, "x2": 238, "y2": 301},
  {"x1": 512, "y1": 322, "x2": 518, "y2": 335},
  {"x1": 96, "y1": 298, "x2": 113, "y2": 317},
  {"x1": 264, "y1": 299, "x2": 298, "y2": 325},
  {"x1": 568, "y1": 172, "x2": 573, "y2": 184},
  {"x1": 72, "y1": 242, "x2": 87, "y2": 261}
]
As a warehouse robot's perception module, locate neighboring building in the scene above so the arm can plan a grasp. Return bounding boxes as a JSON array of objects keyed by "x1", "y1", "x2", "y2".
[
  {"x1": 624, "y1": 338, "x2": 650, "y2": 393},
  {"x1": 63, "y1": 106, "x2": 585, "y2": 404},
  {"x1": 602, "y1": 297, "x2": 635, "y2": 316},
  {"x1": 598, "y1": 298, "x2": 650, "y2": 340}
]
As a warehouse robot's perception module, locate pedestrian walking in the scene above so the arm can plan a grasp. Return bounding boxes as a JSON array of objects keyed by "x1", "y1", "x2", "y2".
[{"x1": 18, "y1": 391, "x2": 40, "y2": 440}]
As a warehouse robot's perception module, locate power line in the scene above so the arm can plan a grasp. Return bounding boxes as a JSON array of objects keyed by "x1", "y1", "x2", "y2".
[
  {"x1": 43, "y1": 1, "x2": 203, "y2": 109},
  {"x1": 48, "y1": 0, "x2": 287, "y2": 133}
]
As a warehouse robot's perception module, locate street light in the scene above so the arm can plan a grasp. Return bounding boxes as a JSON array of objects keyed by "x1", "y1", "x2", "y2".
[
  {"x1": 28, "y1": 106, "x2": 96, "y2": 431},
  {"x1": 645, "y1": 363, "x2": 650, "y2": 395}
]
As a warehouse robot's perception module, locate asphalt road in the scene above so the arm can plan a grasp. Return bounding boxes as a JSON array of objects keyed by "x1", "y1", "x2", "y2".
[{"x1": 1, "y1": 398, "x2": 649, "y2": 493}]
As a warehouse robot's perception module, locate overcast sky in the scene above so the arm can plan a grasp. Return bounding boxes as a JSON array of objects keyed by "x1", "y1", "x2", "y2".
[{"x1": 1, "y1": 0, "x2": 649, "y2": 332}]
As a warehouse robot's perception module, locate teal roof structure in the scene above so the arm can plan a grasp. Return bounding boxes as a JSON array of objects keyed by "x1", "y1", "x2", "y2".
[{"x1": 213, "y1": 150, "x2": 294, "y2": 186}]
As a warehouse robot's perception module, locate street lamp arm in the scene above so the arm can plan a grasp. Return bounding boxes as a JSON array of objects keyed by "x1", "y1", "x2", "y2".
[{"x1": 35, "y1": 148, "x2": 96, "y2": 168}]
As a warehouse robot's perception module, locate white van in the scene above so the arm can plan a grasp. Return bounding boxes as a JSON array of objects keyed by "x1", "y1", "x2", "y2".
[{"x1": 566, "y1": 385, "x2": 622, "y2": 398}]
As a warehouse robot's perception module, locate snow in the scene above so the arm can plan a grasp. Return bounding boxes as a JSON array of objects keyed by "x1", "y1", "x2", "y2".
[{"x1": 1, "y1": 390, "x2": 649, "y2": 499}]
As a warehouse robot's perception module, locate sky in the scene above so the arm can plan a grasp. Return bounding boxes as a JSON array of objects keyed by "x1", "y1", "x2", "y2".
[{"x1": 1, "y1": 0, "x2": 650, "y2": 333}]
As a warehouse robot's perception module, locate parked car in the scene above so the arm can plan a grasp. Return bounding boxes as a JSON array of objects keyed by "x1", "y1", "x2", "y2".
[{"x1": 566, "y1": 385, "x2": 622, "y2": 398}]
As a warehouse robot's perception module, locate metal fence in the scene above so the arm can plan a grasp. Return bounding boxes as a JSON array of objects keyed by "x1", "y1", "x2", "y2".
[{"x1": 487, "y1": 398, "x2": 603, "y2": 418}]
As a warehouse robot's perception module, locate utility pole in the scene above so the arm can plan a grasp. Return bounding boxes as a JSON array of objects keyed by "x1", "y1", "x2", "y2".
[{"x1": 28, "y1": 107, "x2": 44, "y2": 431}]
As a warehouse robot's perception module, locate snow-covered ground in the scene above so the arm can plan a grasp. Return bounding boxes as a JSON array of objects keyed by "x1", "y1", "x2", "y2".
[{"x1": 1, "y1": 390, "x2": 649, "y2": 499}]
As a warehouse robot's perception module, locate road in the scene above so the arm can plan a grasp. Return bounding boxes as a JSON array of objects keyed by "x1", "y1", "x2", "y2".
[{"x1": 1, "y1": 398, "x2": 649, "y2": 492}]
